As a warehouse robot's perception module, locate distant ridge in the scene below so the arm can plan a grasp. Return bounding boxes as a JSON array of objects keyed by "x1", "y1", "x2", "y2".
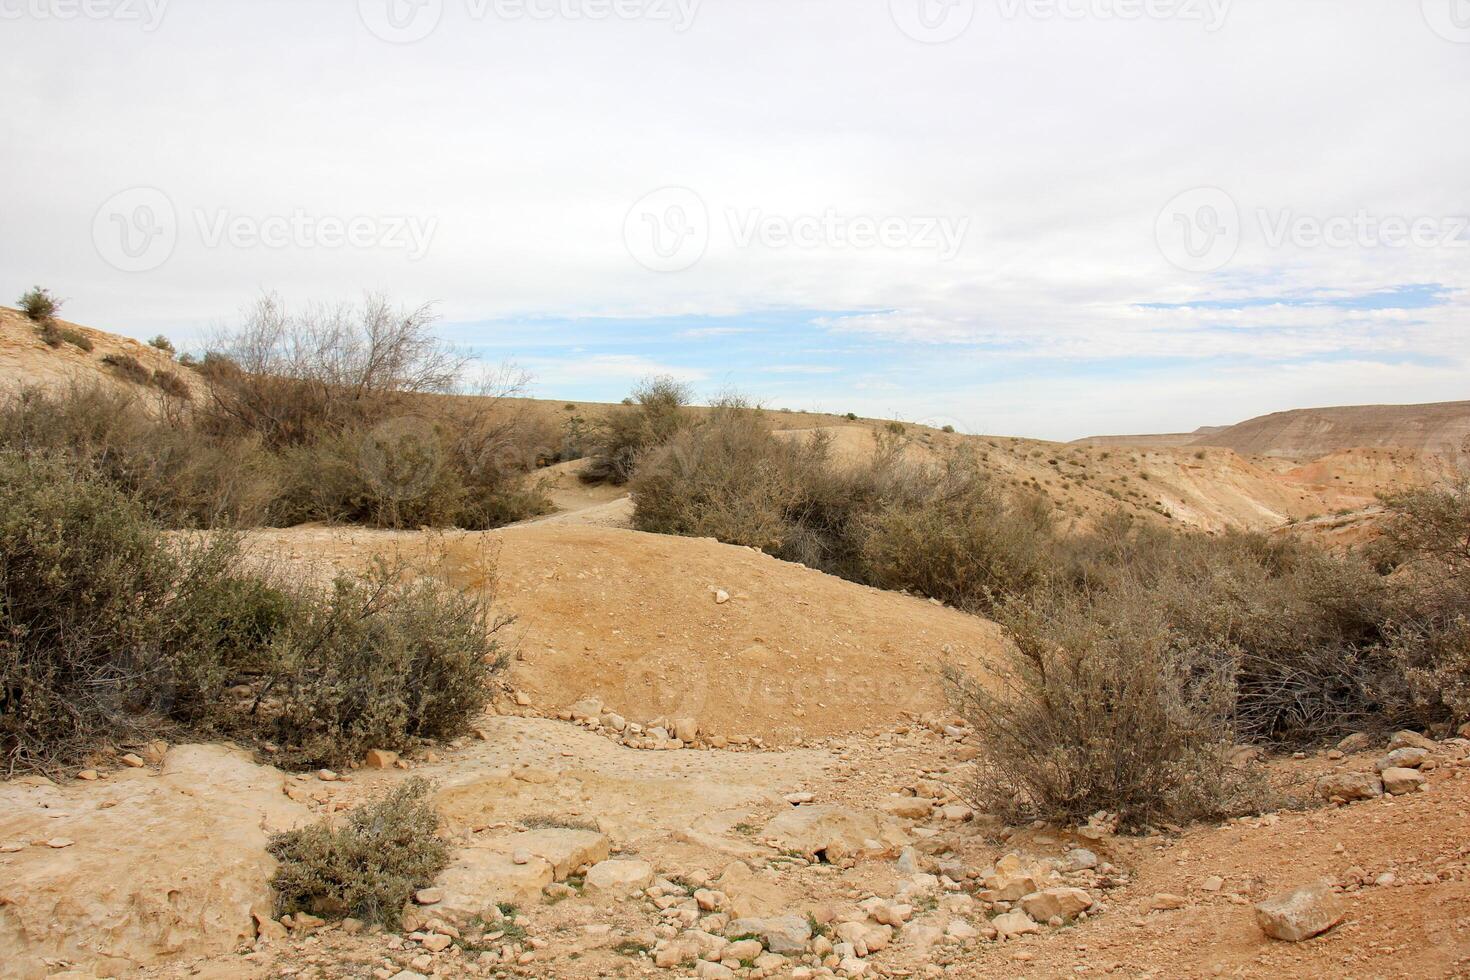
[
  {"x1": 1195, "y1": 401, "x2": 1470, "y2": 458},
  {"x1": 1071, "y1": 426, "x2": 1226, "y2": 449}
]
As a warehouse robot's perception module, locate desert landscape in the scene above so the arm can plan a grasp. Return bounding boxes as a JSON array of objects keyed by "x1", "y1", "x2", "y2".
[{"x1": 2, "y1": 299, "x2": 1469, "y2": 980}]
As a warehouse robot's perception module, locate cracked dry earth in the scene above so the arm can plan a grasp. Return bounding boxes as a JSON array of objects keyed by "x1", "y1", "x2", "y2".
[{"x1": 4, "y1": 714, "x2": 1470, "y2": 980}]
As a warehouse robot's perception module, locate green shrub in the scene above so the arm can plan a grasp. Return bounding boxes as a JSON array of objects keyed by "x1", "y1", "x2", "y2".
[
  {"x1": 582, "y1": 376, "x2": 692, "y2": 485},
  {"x1": 256, "y1": 555, "x2": 507, "y2": 768},
  {"x1": 18, "y1": 287, "x2": 60, "y2": 322},
  {"x1": 147, "y1": 335, "x2": 176, "y2": 355},
  {"x1": 268, "y1": 777, "x2": 448, "y2": 928}
]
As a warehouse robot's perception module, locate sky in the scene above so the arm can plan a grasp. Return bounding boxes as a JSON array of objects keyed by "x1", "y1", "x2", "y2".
[{"x1": 3, "y1": 0, "x2": 1468, "y2": 441}]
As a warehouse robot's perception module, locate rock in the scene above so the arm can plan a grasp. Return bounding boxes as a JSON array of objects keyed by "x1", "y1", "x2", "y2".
[
  {"x1": 725, "y1": 915, "x2": 812, "y2": 955},
  {"x1": 364, "y1": 749, "x2": 399, "y2": 770},
  {"x1": 1200, "y1": 875, "x2": 1224, "y2": 892},
  {"x1": 784, "y1": 792, "x2": 815, "y2": 805},
  {"x1": 1380, "y1": 767, "x2": 1427, "y2": 795},
  {"x1": 713, "y1": 589, "x2": 731, "y2": 605},
  {"x1": 1064, "y1": 848, "x2": 1099, "y2": 871},
  {"x1": 421, "y1": 933, "x2": 452, "y2": 952},
  {"x1": 139, "y1": 739, "x2": 169, "y2": 765},
  {"x1": 879, "y1": 796, "x2": 934, "y2": 820},
  {"x1": 514, "y1": 690, "x2": 532, "y2": 706},
  {"x1": 602, "y1": 712, "x2": 627, "y2": 732},
  {"x1": 0, "y1": 744, "x2": 311, "y2": 978},
  {"x1": 945, "y1": 918, "x2": 979, "y2": 940},
  {"x1": 759, "y1": 805, "x2": 908, "y2": 863},
  {"x1": 1336, "y1": 732, "x2": 1374, "y2": 753},
  {"x1": 1020, "y1": 887, "x2": 1093, "y2": 922},
  {"x1": 695, "y1": 889, "x2": 726, "y2": 911},
  {"x1": 1255, "y1": 881, "x2": 1345, "y2": 942},
  {"x1": 724, "y1": 938, "x2": 763, "y2": 962},
  {"x1": 937, "y1": 803, "x2": 974, "y2": 822},
  {"x1": 903, "y1": 923, "x2": 945, "y2": 948},
  {"x1": 1375, "y1": 747, "x2": 1429, "y2": 771},
  {"x1": 991, "y1": 910, "x2": 1041, "y2": 939},
  {"x1": 253, "y1": 907, "x2": 288, "y2": 941},
  {"x1": 437, "y1": 848, "x2": 555, "y2": 914},
  {"x1": 584, "y1": 859, "x2": 655, "y2": 896},
  {"x1": 1150, "y1": 893, "x2": 1187, "y2": 911},
  {"x1": 673, "y1": 718, "x2": 700, "y2": 743},
  {"x1": 119, "y1": 753, "x2": 145, "y2": 768},
  {"x1": 316, "y1": 769, "x2": 338, "y2": 782},
  {"x1": 568, "y1": 698, "x2": 604, "y2": 723},
  {"x1": 717, "y1": 862, "x2": 791, "y2": 918},
  {"x1": 76, "y1": 770, "x2": 98, "y2": 781},
  {"x1": 1388, "y1": 730, "x2": 1437, "y2": 752},
  {"x1": 982, "y1": 853, "x2": 1044, "y2": 902},
  {"x1": 414, "y1": 888, "x2": 443, "y2": 905},
  {"x1": 1314, "y1": 771, "x2": 1383, "y2": 802}
]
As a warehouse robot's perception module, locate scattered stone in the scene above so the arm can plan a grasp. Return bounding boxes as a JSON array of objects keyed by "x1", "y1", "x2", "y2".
[
  {"x1": 1336, "y1": 732, "x2": 1374, "y2": 753},
  {"x1": 45, "y1": 838, "x2": 75, "y2": 849},
  {"x1": 1200, "y1": 875, "x2": 1225, "y2": 892},
  {"x1": 713, "y1": 589, "x2": 731, "y2": 605},
  {"x1": 1020, "y1": 887, "x2": 1093, "y2": 922},
  {"x1": 584, "y1": 859, "x2": 655, "y2": 896},
  {"x1": 1387, "y1": 730, "x2": 1437, "y2": 752},
  {"x1": 1064, "y1": 848, "x2": 1099, "y2": 871},
  {"x1": 1314, "y1": 771, "x2": 1383, "y2": 802},
  {"x1": 1375, "y1": 747, "x2": 1429, "y2": 771},
  {"x1": 364, "y1": 749, "x2": 399, "y2": 770},
  {"x1": 760, "y1": 805, "x2": 908, "y2": 863},
  {"x1": 1380, "y1": 767, "x2": 1427, "y2": 795},
  {"x1": 880, "y1": 796, "x2": 933, "y2": 820},
  {"x1": 414, "y1": 888, "x2": 443, "y2": 906},
  {"x1": 991, "y1": 909, "x2": 1041, "y2": 939},
  {"x1": 1255, "y1": 881, "x2": 1344, "y2": 942},
  {"x1": 76, "y1": 770, "x2": 98, "y2": 781},
  {"x1": 1150, "y1": 893, "x2": 1187, "y2": 911},
  {"x1": 724, "y1": 915, "x2": 812, "y2": 954},
  {"x1": 421, "y1": 933, "x2": 452, "y2": 952},
  {"x1": 119, "y1": 754, "x2": 145, "y2": 769}
]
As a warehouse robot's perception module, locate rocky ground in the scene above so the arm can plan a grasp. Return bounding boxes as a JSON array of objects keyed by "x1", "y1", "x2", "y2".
[{"x1": 5, "y1": 708, "x2": 1469, "y2": 980}]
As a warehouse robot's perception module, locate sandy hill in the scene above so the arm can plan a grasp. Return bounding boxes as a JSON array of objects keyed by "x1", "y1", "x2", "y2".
[
  {"x1": 0, "y1": 305, "x2": 203, "y2": 400},
  {"x1": 1070, "y1": 426, "x2": 1227, "y2": 449},
  {"x1": 1194, "y1": 401, "x2": 1470, "y2": 459}
]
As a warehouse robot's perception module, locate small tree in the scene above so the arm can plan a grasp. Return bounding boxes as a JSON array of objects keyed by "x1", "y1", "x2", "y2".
[{"x1": 148, "y1": 335, "x2": 176, "y2": 356}]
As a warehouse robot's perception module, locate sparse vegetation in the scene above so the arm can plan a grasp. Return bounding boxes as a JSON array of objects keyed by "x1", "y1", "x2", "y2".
[
  {"x1": 101, "y1": 352, "x2": 153, "y2": 386},
  {"x1": 582, "y1": 376, "x2": 692, "y2": 485},
  {"x1": 147, "y1": 335, "x2": 176, "y2": 355},
  {"x1": 18, "y1": 286, "x2": 61, "y2": 322},
  {"x1": 268, "y1": 778, "x2": 448, "y2": 929}
]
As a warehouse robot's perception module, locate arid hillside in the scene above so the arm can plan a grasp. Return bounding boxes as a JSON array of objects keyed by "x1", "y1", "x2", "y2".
[{"x1": 1194, "y1": 401, "x2": 1470, "y2": 459}]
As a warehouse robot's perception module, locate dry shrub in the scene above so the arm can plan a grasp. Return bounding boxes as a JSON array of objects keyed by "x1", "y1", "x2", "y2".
[
  {"x1": 947, "y1": 593, "x2": 1261, "y2": 830},
  {"x1": 0, "y1": 384, "x2": 279, "y2": 527},
  {"x1": 268, "y1": 777, "x2": 448, "y2": 928},
  {"x1": 152, "y1": 368, "x2": 191, "y2": 400},
  {"x1": 101, "y1": 352, "x2": 153, "y2": 386},
  {"x1": 0, "y1": 454, "x2": 505, "y2": 775},
  {"x1": 583, "y1": 376, "x2": 693, "y2": 485}
]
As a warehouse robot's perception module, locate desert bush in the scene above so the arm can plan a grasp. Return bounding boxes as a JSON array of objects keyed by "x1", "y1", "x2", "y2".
[
  {"x1": 582, "y1": 376, "x2": 693, "y2": 484},
  {"x1": 268, "y1": 777, "x2": 448, "y2": 928},
  {"x1": 253, "y1": 554, "x2": 507, "y2": 768},
  {"x1": 18, "y1": 286, "x2": 60, "y2": 322},
  {"x1": 199, "y1": 293, "x2": 464, "y2": 448},
  {"x1": 0, "y1": 384, "x2": 279, "y2": 527},
  {"x1": 152, "y1": 368, "x2": 191, "y2": 399},
  {"x1": 147, "y1": 335, "x2": 176, "y2": 355},
  {"x1": 947, "y1": 592, "x2": 1260, "y2": 829},
  {"x1": 101, "y1": 352, "x2": 153, "y2": 386}
]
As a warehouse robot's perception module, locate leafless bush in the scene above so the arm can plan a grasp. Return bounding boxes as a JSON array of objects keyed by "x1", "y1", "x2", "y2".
[{"x1": 101, "y1": 352, "x2": 153, "y2": 386}]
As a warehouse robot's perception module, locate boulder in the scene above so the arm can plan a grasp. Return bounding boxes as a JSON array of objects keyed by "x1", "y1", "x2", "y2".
[
  {"x1": 991, "y1": 909, "x2": 1041, "y2": 939},
  {"x1": 879, "y1": 796, "x2": 934, "y2": 820},
  {"x1": 759, "y1": 806, "x2": 908, "y2": 863},
  {"x1": 364, "y1": 749, "x2": 399, "y2": 770},
  {"x1": 584, "y1": 859, "x2": 655, "y2": 896},
  {"x1": 1254, "y1": 881, "x2": 1344, "y2": 942},
  {"x1": 1335, "y1": 732, "x2": 1374, "y2": 753},
  {"x1": 1375, "y1": 747, "x2": 1429, "y2": 771},
  {"x1": 981, "y1": 853, "x2": 1045, "y2": 901},
  {"x1": 1020, "y1": 887, "x2": 1093, "y2": 922},
  {"x1": 483, "y1": 829, "x2": 608, "y2": 880},
  {"x1": 724, "y1": 915, "x2": 812, "y2": 955},
  {"x1": 1387, "y1": 730, "x2": 1437, "y2": 752},
  {"x1": 1380, "y1": 767, "x2": 1427, "y2": 795},
  {"x1": 436, "y1": 849, "x2": 555, "y2": 914},
  {"x1": 1314, "y1": 771, "x2": 1383, "y2": 802}
]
